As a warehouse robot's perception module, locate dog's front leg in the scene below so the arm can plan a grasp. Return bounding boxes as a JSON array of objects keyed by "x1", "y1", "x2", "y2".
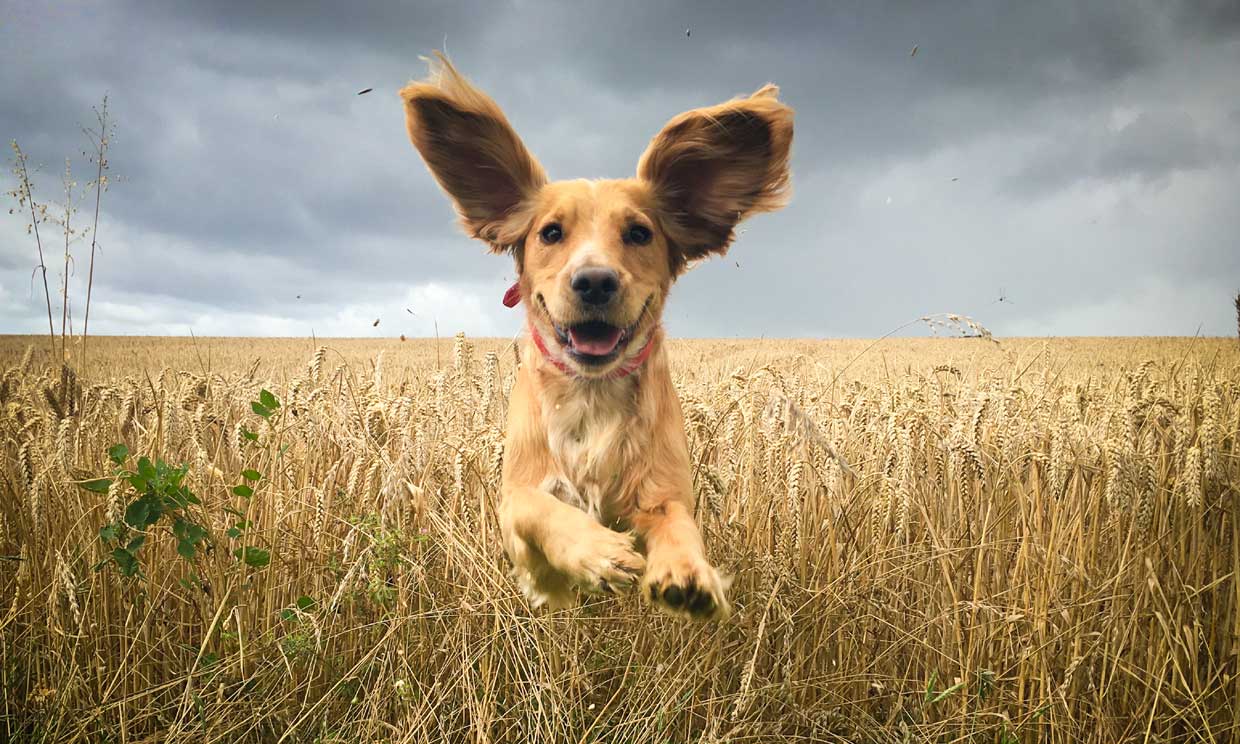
[
  {"x1": 500, "y1": 483, "x2": 645, "y2": 609},
  {"x1": 633, "y1": 497, "x2": 731, "y2": 620}
]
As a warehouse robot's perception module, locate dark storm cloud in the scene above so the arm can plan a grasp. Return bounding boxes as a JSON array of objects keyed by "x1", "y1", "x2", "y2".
[
  {"x1": 1007, "y1": 109, "x2": 1236, "y2": 198},
  {"x1": 1173, "y1": 0, "x2": 1240, "y2": 40},
  {"x1": 2, "y1": 0, "x2": 1238, "y2": 337}
]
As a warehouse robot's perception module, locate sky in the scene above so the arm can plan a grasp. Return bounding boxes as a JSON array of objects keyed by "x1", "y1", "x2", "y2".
[{"x1": 2, "y1": 0, "x2": 1238, "y2": 339}]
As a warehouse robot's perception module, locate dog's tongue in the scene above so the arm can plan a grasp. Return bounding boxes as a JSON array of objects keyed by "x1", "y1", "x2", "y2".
[{"x1": 569, "y1": 326, "x2": 623, "y2": 356}]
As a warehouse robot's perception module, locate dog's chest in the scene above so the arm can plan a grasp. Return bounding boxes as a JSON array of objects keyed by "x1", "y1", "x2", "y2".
[{"x1": 540, "y1": 383, "x2": 639, "y2": 525}]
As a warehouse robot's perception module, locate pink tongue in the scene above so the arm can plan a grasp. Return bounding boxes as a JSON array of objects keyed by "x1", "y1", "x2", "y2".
[{"x1": 569, "y1": 326, "x2": 623, "y2": 356}]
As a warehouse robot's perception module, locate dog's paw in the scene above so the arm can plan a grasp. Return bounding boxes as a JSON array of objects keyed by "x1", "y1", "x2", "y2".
[
  {"x1": 559, "y1": 523, "x2": 646, "y2": 594},
  {"x1": 510, "y1": 565, "x2": 576, "y2": 611},
  {"x1": 643, "y1": 553, "x2": 732, "y2": 620}
]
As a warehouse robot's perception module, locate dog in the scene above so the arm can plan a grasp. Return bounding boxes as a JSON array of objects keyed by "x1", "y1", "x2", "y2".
[{"x1": 400, "y1": 54, "x2": 793, "y2": 619}]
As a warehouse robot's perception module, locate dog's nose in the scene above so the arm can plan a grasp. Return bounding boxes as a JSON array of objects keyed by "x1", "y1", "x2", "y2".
[{"x1": 570, "y1": 267, "x2": 620, "y2": 306}]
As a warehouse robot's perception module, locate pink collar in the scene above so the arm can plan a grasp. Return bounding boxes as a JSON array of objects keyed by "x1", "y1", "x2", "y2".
[{"x1": 504, "y1": 281, "x2": 656, "y2": 380}]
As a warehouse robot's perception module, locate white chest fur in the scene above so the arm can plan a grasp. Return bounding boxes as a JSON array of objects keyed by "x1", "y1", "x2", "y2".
[{"x1": 539, "y1": 378, "x2": 637, "y2": 526}]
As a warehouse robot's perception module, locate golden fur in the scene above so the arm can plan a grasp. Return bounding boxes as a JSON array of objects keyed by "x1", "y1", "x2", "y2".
[{"x1": 400, "y1": 53, "x2": 793, "y2": 618}]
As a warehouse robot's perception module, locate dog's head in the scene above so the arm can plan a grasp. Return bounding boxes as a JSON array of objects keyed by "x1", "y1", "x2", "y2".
[{"x1": 400, "y1": 54, "x2": 793, "y2": 377}]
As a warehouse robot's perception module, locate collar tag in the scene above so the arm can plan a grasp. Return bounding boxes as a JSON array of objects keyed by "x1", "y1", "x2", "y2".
[{"x1": 502, "y1": 282, "x2": 521, "y2": 308}]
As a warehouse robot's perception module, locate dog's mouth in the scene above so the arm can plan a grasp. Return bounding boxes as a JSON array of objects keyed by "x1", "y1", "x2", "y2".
[
  {"x1": 539, "y1": 296, "x2": 651, "y2": 367},
  {"x1": 557, "y1": 321, "x2": 628, "y2": 363}
]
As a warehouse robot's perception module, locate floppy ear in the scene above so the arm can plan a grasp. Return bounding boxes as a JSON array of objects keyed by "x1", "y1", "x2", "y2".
[
  {"x1": 637, "y1": 84, "x2": 793, "y2": 268},
  {"x1": 400, "y1": 53, "x2": 547, "y2": 251}
]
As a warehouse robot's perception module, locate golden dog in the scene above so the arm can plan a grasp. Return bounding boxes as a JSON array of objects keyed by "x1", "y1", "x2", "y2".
[{"x1": 400, "y1": 54, "x2": 793, "y2": 619}]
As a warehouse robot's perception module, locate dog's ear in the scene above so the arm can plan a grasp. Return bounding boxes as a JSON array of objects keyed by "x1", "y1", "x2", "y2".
[
  {"x1": 400, "y1": 54, "x2": 547, "y2": 252},
  {"x1": 637, "y1": 85, "x2": 793, "y2": 269}
]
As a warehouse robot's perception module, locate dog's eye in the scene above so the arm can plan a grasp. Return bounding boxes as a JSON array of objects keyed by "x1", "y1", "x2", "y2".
[
  {"x1": 624, "y1": 225, "x2": 653, "y2": 246},
  {"x1": 539, "y1": 223, "x2": 563, "y2": 245}
]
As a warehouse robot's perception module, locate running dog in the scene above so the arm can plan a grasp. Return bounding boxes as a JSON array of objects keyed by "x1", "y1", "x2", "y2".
[{"x1": 400, "y1": 54, "x2": 793, "y2": 618}]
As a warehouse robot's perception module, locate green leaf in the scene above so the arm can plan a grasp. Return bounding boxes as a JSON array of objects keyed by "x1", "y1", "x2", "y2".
[
  {"x1": 162, "y1": 482, "x2": 199, "y2": 508},
  {"x1": 124, "y1": 500, "x2": 151, "y2": 529},
  {"x1": 251, "y1": 402, "x2": 271, "y2": 418},
  {"x1": 259, "y1": 389, "x2": 279, "y2": 409},
  {"x1": 126, "y1": 495, "x2": 162, "y2": 528},
  {"x1": 111, "y1": 547, "x2": 139, "y2": 577},
  {"x1": 176, "y1": 539, "x2": 196, "y2": 560},
  {"x1": 232, "y1": 484, "x2": 254, "y2": 499},
  {"x1": 166, "y1": 488, "x2": 190, "y2": 510},
  {"x1": 241, "y1": 469, "x2": 262, "y2": 482},
  {"x1": 186, "y1": 523, "x2": 208, "y2": 543},
  {"x1": 80, "y1": 477, "x2": 112, "y2": 493},
  {"x1": 168, "y1": 468, "x2": 189, "y2": 491},
  {"x1": 146, "y1": 501, "x2": 163, "y2": 526},
  {"x1": 226, "y1": 527, "x2": 242, "y2": 539},
  {"x1": 234, "y1": 546, "x2": 270, "y2": 569},
  {"x1": 108, "y1": 443, "x2": 129, "y2": 464},
  {"x1": 280, "y1": 609, "x2": 296, "y2": 622},
  {"x1": 126, "y1": 534, "x2": 146, "y2": 552},
  {"x1": 137, "y1": 457, "x2": 156, "y2": 481},
  {"x1": 241, "y1": 427, "x2": 258, "y2": 442},
  {"x1": 99, "y1": 523, "x2": 120, "y2": 542},
  {"x1": 296, "y1": 595, "x2": 315, "y2": 612},
  {"x1": 929, "y1": 681, "x2": 965, "y2": 704},
  {"x1": 199, "y1": 652, "x2": 219, "y2": 669}
]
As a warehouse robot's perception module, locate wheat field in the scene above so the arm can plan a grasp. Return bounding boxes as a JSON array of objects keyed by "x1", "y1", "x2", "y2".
[{"x1": 0, "y1": 334, "x2": 1236, "y2": 743}]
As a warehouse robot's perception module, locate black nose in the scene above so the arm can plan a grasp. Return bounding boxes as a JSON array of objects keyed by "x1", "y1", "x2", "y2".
[{"x1": 570, "y1": 267, "x2": 620, "y2": 306}]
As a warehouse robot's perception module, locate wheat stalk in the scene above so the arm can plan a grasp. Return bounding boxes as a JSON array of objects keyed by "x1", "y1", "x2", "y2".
[{"x1": 0, "y1": 335, "x2": 1234, "y2": 742}]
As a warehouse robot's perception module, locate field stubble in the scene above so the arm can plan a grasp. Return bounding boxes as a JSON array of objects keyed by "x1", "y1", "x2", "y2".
[{"x1": 0, "y1": 334, "x2": 1237, "y2": 742}]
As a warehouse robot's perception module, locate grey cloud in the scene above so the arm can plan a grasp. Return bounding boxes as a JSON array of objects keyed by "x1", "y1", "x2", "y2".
[
  {"x1": 1008, "y1": 109, "x2": 1233, "y2": 197},
  {"x1": 1173, "y1": 0, "x2": 1240, "y2": 40},
  {"x1": 1095, "y1": 110, "x2": 1227, "y2": 181},
  {"x1": 2, "y1": 0, "x2": 1239, "y2": 338}
]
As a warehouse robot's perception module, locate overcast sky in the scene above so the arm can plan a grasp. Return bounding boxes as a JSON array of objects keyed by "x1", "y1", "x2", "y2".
[{"x1": 2, "y1": 1, "x2": 1238, "y2": 338}]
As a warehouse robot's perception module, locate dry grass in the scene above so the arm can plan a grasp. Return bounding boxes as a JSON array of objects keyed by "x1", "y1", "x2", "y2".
[{"x1": 0, "y1": 334, "x2": 1237, "y2": 743}]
